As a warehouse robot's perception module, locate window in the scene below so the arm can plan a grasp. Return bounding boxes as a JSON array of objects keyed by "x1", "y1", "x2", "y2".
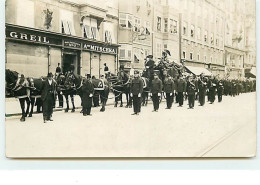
[
  {"x1": 204, "y1": 56, "x2": 207, "y2": 62},
  {"x1": 191, "y1": 25, "x2": 195, "y2": 38},
  {"x1": 119, "y1": 49, "x2": 125, "y2": 58},
  {"x1": 164, "y1": 18, "x2": 168, "y2": 32},
  {"x1": 61, "y1": 20, "x2": 74, "y2": 35},
  {"x1": 82, "y1": 17, "x2": 99, "y2": 40},
  {"x1": 204, "y1": 30, "x2": 208, "y2": 42},
  {"x1": 183, "y1": 22, "x2": 187, "y2": 35},
  {"x1": 128, "y1": 50, "x2": 132, "y2": 58},
  {"x1": 103, "y1": 22, "x2": 115, "y2": 43},
  {"x1": 164, "y1": 44, "x2": 167, "y2": 50},
  {"x1": 197, "y1": 54, "x2": 200, "y2": 61},
  {"x1": 156, "y1": 43, "x2": 162, "y2": 58},
  {"x1": 83, "y1": 25, "x2": 90, "y2": 38},
  {"x1": 210, "y1": 33, "x2": 214, "y2": 44},
  {"x1": 197, "y1": 27, "x2": 201, "y2": 40},
  {"x1": 190, "y1": 53, "x2": 193, "y2": 60},
  {"x1": 183, "y1": 51, "x2": 186, "y2": 59},
  {"x1": 104, "y1": 31, "x2": 112, "y2": 43},
  {"x1": 216, "y1": 36, "x2": 219, "y2": 46},
  {"x1": 157, "y1": 16, "x2": 162, "y2": 31},
  {"x1": 210, "y1": 56, "x2": 213, "y2": 63},
  {"x1": 134, "y1": 17, "x2": 141, "y2": 32},
  {"x1": 119, "y1": 13, "x2": 133, "y2": 28},
  {"x1": 145, "y1": 21, "x2": 151, "y2": 35},
  {"x1": 169, "y1": 19, "x2": 177, "y2": 34}
]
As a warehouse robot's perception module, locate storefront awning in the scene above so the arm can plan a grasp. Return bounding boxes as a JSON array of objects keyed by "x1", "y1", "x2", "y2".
[
  {"x1": 245, "y1": 67, "x2": 256, "y2": 78},
  {"x1": 184, "y1": 66, "x2": 212, "y2": 76}
]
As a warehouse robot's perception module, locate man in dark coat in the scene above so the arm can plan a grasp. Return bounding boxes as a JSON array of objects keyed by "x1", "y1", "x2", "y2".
[
  {"x1": 130, "y1": 70, "x2": 143, "y2": 115},
  {"x1": 217, "y1": 79, "x2": 224, "y2": 102},
  {"x1": 145, "y1": 55, "x2": 155, "y2": 80},
  {"x1": 151, "y1": 73, "x2": 163, "y2": 112},
  {"x1": 41, "y1": 72, "x2": 56, "y2": 123},
  {"x1": 186, "y1": 75, "x2": 197, "y2": 109},
  {"x1": 164, "y1": 75, "x2": 175, "y2": 109},
  {"x1": 198, "y1": 73, "x2": 207, "y2": 106},
  {"x1": 207, "y1": 75, "x2": 217, "y2": 104},
  {"x1": 176, "y1": 75, "x2": 187, "y2": 107},
  {"x1": 82, "y1": 74, "x2": 94, "y2": 116}
]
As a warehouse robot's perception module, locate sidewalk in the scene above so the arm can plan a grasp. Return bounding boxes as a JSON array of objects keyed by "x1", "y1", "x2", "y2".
[{"x1": 5, "y1": 92, "x2": 122, "y2": 116}]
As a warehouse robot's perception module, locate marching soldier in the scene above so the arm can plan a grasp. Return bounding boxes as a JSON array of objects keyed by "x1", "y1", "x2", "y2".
[
  {"x1": 217, "y1": 79, "x2": 224, "y2": 102},
  {"x1": 82, "y1": 74, "x2": 94, "y2": 116},
  {"x1": 164, "y1": 75, "x2": 175, "y2": 109},
  {"x1": 186, "y1": 75, "x2": 197, "y2": 109},
  {"x1": 198, "y1": 73, "x2": 207, "y2": 106},
  {"x1": 207, "y1": 75, "x2": 217, "y2": 104},
  {"x1": 151, "y1": 73, "x2": 163, "y2": 112},
  {"x1": 130, "y1": 70, "x2": 143, "y2": 115},
  {"x1": 176, "y1": 75, "x2": 187, "y2": 107},
  {"x1": 41, "y1": 72, "x2": 56, "y2": 123}
]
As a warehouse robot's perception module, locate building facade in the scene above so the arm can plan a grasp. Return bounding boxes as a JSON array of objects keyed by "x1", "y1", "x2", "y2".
[{"x1": 5, "y1": 0, "x2": 119, "y2": 78}]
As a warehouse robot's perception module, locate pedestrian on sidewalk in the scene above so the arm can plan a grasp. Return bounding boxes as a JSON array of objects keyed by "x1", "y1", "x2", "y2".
[
  {"x1": 151, "y1": 73, "x2": 163, "y2": 112},
  {"x1": 82, "y1": 74, "x2": 94, "y2": 116},
  {"x1": 41, "y1": 72, "x2": 56, "y2": 123},
  {"x1": 130, "y1": 70, "x2": 143, "y2": 115}
]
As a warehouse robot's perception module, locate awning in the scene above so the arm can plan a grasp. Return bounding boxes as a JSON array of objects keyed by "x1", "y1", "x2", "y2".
[
  {"x1": 245, "y1": 67, "x2": 256, "y2": 78},
  {"x1": 184, "y1": 66, "x2": 212, "y2": 76}
]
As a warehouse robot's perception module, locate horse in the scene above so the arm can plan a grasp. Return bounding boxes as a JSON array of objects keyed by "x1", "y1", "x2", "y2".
[
  {"x1": 109, "y1": 71, "x2": 131, "y2": 108},
  {"x1": 58, "y1": 72, "x2": 82, "y2": 113},
  {"x1": 5, "y1": 69, "x2": 31, "y2": 122},
  {"x1": 26, "y1": 77, "x2": 45, "y2": 117}
]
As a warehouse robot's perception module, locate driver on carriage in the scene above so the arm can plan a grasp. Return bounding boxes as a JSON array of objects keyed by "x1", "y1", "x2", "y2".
[{"x1": 144, "y1": 55, "x2": 155, "y2": 79}]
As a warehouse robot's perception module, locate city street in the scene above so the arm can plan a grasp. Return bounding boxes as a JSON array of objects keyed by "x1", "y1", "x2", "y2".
[{"x1": 5, "y1": 92, "x2": 256, "y2": 158}]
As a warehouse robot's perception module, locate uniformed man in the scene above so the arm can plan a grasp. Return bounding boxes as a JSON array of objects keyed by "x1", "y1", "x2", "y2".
[
  {"x1": 151, "y1": 73, "x2": 163, "y2": 112},
  {"x1": 145, "y1": 55, "x2": 155, "y2": 80},
  {"x1": 217, "y1": 79, "x2": 224, "y2": 102},
  {"x1": 130, "y1": 70, "x2": 143, "y2": 115},
  {"x1": 82, "y1": 74, "x2": 94, "y2": 116},
  {"x1": 164, "y1": 75, "x2": 175, "y2": 109},
  {"x1": 186, "y1": 75, "x2": 197, "y2": 109},
  {"x1": 207, "y1": 75, "x2": 217, "y2": 104},
  {"x1": 176, "y1": 75, "x2": 187, "y2": 107},
  {"x1": 198, "y1": 73, "x2": 207, "y2": 106},
  {"x1": 41, "y1": 72, "x2": 56, "y2": 123}
]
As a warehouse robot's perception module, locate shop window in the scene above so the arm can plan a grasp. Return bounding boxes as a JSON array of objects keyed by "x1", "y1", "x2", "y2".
[
  {"x1": 157, "y1": 16, "x2": 162, "y2": 31},
  {"x1": 164, "y1": 18, "x2": 168, "y2": 32}
]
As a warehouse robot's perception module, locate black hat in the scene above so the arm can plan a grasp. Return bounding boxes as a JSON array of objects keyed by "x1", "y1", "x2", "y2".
[
  {"x1": 47, "y1": 72, "x2": 53, "y2": 77},
  {"x1": 134, "y1": 70, "x2": 139, "y2": 74},
  {"x1": 147, "y1": 55, "x2": 153, "y2": 59},
  {"x1": 85, "y1": 74, "x2": 91, "y2": 79}
]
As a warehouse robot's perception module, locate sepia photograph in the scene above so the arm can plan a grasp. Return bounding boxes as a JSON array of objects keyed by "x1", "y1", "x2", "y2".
[{"x1": 4, "y1": 0, "x2": 256, "y2": 158}]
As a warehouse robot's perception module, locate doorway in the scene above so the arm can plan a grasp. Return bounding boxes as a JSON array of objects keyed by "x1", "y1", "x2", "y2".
[
  {"x1": 62, "y1": 51, "x2": 80, "y2": 75},
  {"x1": 91, "y1": 53, "x2": 100, "y2": 78}
]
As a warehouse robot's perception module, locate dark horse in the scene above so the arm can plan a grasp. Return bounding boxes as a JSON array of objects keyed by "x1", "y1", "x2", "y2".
[
  {"x1": 5, "y1": 69, "x2": 30, "y2": 122},
  {"x1": 109, "y1": 71, "x2": 131, "y2": 108},
  {"x1": 58, "y1": 72, "x2": 82, "y2": 113},
  {"x1": 26, "y1": 77, "x2": 45, "y2": 117}
]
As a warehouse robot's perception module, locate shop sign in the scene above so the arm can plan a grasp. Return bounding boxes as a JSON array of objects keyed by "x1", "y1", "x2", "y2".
[
  {"x1": 83, "y1": 43, "x2": 117, "y2": 54},
  {"x1": 64, "y1": 40, "x2": 81, "y2": 48},
  {"x1": 7, "y1": 31, "x2": 50, "y2": 43}
]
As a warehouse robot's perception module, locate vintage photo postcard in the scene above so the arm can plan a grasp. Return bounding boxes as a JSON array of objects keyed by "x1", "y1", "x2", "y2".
[{"x1": 5, "y1": 0, "x2": 256, "y2": 158}]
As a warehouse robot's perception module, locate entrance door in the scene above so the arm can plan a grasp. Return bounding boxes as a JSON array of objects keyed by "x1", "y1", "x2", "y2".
[
  {"x1": 63, "y1": 53, "x2": 77, "y2": 74},
  {"x1": 91, "y1": 53, "x2": 100, "y2": 78}
]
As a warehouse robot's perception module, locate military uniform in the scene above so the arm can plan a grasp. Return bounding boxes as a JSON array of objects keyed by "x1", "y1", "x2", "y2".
[
  {"x1": 186, "y1": 79, "x2": 197, "y2": 109},
  {"x1": 130, "y1": 71, "x2": 143, "y2": 115},
  {"x1": 164, "y1": 77, "x2": 175, "y2": 109},
  {"x1": 151, "y1": 77, "x2": 163, "y2": 111},
  {"x1": 207, "y1": 78, "x2": 217, "y2": 104},
  {"x1": 82, "y1": 76, "x2": 94, "y2": 116},
  {"x1": 198, "y1": 77, "x2": 207, "y2": 106},
  {"x1": 176, "y1": 77, "x2": 187, "y2": 106},
  {"x1": 217, "y1": 80, "x2": 224, "y2": 102}
]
